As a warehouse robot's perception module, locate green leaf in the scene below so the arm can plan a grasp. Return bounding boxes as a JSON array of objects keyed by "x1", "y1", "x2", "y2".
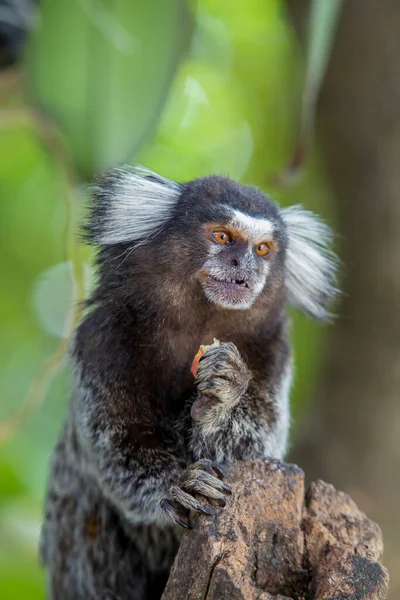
[
  {"x1": 26, "y1": 0, "x2": 192, "y2": 179},
  {"x1": 302, "y1": 0, "x2": 344, "y2": 131},
  {"x1": 276, "y1": 0, "x2": 344, "y2": 183}
]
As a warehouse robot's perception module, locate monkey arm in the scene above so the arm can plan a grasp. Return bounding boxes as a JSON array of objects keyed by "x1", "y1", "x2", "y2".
[
  {"x1": 189, "y1": 341, "x2": 292, "y2": 464},
  {"x1": 74, "y1": 387, "x2": 185, "y2": 525},
  {"x1": 72, "y1": 377, "x2": 230, "y2": 529}
]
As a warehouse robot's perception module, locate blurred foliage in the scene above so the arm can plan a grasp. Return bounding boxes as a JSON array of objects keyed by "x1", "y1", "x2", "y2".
[
  {"x1": 0, "y1": 0, "x2": 338, "y2": 597},
  {"x1": 280, "y1": 0, "x2": 344, "y2": 179},
  {"x1": 28, "y1": 0, "x2": 192, "y2": 178}
]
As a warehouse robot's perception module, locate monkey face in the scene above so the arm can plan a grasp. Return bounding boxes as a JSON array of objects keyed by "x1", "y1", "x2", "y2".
[{"x1": 195, "y1": 213, "x2": 280, "y2": 310}]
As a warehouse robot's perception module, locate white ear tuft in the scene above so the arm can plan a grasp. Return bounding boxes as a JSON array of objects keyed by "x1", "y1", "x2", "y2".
[
  {"x1": 87, "y1": 165, "x2": 182, "y2": 245},
  {"x1": 281, "y1": 205, "x2": 339, "y2": 320}
]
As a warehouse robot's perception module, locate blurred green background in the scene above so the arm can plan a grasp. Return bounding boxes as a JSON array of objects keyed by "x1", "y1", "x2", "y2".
[{"x1": 1, "y1": 0, "x2": 399, "y2": 598}]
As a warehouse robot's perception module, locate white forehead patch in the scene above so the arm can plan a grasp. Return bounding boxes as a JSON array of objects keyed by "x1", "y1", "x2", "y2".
[{"x1": 226, "y1": 208, "x2": 274, "y2": 242}]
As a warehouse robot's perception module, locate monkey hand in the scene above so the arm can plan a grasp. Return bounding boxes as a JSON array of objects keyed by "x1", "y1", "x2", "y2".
[
  {"x1": 160, "y1": 459, "x2": 231, "y2": 528},
  {"x1": 191, "y1": 342, "x2": 251, "y2": 425}
]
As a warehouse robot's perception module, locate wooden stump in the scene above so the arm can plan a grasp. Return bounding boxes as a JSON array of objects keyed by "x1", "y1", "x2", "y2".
[{"x1": 162, "y1": 460, "x2": 389, "y2": 600}]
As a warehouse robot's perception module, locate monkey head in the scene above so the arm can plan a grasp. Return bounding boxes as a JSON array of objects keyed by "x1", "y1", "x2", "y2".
[
  {"x1": 87, "y1": 167, "x2": 338, "y2": 319},
  {"x1": 166, "y1": 177, "x2": 287, "y2": 311}
]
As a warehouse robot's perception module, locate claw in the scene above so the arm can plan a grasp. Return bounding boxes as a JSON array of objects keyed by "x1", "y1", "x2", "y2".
[
  {"x1": 221, "y1": 482, "x2": 232, "y2": 495},
  {"x1": 175, "y1": 514, "x2": 192, "y2": 529},
  {"x1": 160, "y1": 499, "x2": 191, "y2": 529},
  {"x1": 214, "y1": 496, "x2": 227, "y2": 507},
  {"x1": 168, "y1": 485, "x2": 214, "y2": 520},
  {"x1": 211, "y1": 464, "x2": 225, "y2": 480},
  {"x1": 185, "y1": 478, "x2": 228, "y2": 503},
  {"x1": 196, "y1": 459, "x2": 225, "y2": 480},
  {"x1": 195, "y1": 502, "x2": 212, "y2": 516}
]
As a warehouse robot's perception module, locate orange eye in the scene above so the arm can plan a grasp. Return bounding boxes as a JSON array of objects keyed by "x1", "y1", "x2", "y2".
[
  {"x1": 212, "y1": 231, "x2": 232, "y2": 244},
  {"x1": 256, "y1": 242, "x2": 270, "y2": 256}
]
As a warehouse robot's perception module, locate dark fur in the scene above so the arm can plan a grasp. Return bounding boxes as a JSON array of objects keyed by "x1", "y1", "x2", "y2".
[{"x1": 40, "y1": 172, "x2": 332, "y2": 599}]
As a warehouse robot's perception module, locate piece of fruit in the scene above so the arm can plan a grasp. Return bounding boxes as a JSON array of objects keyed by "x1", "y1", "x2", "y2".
[{"x1": 190, "y1": 338, "x2": 221, "y2": 378}]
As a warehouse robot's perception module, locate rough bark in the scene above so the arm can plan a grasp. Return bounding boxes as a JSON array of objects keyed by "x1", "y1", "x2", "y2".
[
  {"x1": 286, "y1": 2, "x2": 400, "y2": 597},
  {"x1": 162, "y1": 460, "x2": 388, "y2": 600}
]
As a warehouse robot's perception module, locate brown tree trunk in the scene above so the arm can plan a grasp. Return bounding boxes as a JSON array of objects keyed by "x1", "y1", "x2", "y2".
[
  {"x1": 287, "y1": 2, "x2": 400, "y2": 597},
  {"x1": 162, "y1": 460, "x2": 388, "y2": 599}
]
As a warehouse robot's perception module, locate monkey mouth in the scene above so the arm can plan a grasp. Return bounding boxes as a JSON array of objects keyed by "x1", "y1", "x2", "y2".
[
  {"x1": 209, "y1": 275, "x2": 249, "y2": 289},
  {"x1": 201, "y1": 273, "x2": 255, "y2": 310}
]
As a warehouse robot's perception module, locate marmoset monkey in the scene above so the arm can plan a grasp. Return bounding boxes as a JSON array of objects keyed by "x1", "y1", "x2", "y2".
[{"x1": 40, "y1": 167, "x2": 338, "y2": 600}]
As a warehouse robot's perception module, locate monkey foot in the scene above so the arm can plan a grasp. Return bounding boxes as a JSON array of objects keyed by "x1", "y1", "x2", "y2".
[{"x1": 161, "y1": 459, "x2": 232, "y2": 528}]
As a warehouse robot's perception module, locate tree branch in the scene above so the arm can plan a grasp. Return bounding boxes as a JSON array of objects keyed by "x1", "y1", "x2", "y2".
[{"x1": 162, "y1": 460, "x2": 389, "y2": 600}]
